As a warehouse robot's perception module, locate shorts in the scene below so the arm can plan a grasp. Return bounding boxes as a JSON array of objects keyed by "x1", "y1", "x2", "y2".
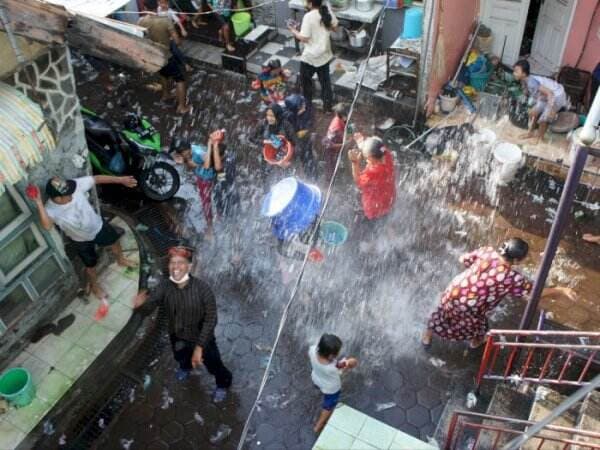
[
  {"x1": 214, "y1": 13, "x2": 231, "y2": 28},
  {"x1": 322, "y1": 391, "x2": 341, "y2": 411},
  {"x1": 72, "y1": 222, "x2": 121, "y2": 268},
  {"x1": 159, "y1": 57, "x2": 185, "y2": 83},
  {"x1": 532, "y1": 93, "x2": 568, "y2": 123}
]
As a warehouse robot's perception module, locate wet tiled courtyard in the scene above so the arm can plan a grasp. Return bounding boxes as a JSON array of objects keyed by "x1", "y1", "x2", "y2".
[{"x1": 60, "y1": 52, "x2": 600, "y2": 450}]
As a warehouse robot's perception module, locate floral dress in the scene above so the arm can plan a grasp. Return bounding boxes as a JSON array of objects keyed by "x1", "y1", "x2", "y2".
[{"x1": 428, "y1": 247, "x2": 532, "y2": 341}]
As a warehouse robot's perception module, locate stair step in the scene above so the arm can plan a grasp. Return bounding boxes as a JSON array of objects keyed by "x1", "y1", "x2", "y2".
[
  {"x1": 476, "y1": 384, "x2": 534, "y2": 449},
  {"x1": 486, "y1": 384, "x2": 533, "y2": 420},
  {"x1": 524, "y1": 386, "x2": 580, "y2": 450},
  {"x1": 574, "y1": 390, "x2": 600, "y2": 449}
]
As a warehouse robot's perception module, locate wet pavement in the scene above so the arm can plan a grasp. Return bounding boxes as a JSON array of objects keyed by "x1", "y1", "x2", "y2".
[{"x1": 70, "y1": 51, "x2": 600, "y2": 450}]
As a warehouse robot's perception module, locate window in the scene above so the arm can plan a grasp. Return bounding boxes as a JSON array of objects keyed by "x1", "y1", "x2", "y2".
[
  {"x1": 0, "y1": 225, "x2": 47, "y2": 283},
  {"x1": 0, "y1": 186, "x2": 66, "y2": 333},
  {"x1": 0, "y1": 186, "x2": 30, "y2": 240},
  {"x1": 29, "y1": 256, "x2": 62, "y2": 296},
  {"x1": 0, "y1": 284, "x2": 32, "y2": 329}
]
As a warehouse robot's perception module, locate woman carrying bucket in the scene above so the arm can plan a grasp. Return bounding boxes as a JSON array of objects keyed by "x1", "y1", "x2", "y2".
[{"x1": 261, "y1": 104, "x2": 296, "y2": 167}]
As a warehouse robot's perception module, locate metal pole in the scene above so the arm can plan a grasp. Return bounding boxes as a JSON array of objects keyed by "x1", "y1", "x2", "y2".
[
  {"x1": 520, "y1": 87, "x2": 600, "y2": 329},
  {"x1": 500, "y1": 374, "x2": 600, "y2": 450},
  {"x1": 518, "y1": 144, "x2": 588, "y2": 330}
]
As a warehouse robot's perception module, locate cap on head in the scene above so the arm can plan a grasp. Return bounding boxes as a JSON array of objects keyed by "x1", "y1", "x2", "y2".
[
  {"x1": 46, "y1": 177, "x2": 76, "y2": 198},
  {"x1": 168, "y1": 246, "x2": 194, "y2": 262},
  {"x1": 498, "y1": 238, "x2": 529, "y2": 261}
]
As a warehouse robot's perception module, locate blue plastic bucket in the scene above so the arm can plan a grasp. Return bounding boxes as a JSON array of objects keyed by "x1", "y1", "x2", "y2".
[
  {"x1": 0, "y1": 367, "x2": 36, "y2": 407},
  {"x1": 401, "y1": 7, "x2": 423, "y2": 39},
  {"x1": 261, "y1": 177, "x2": 322, "y2": 240}
]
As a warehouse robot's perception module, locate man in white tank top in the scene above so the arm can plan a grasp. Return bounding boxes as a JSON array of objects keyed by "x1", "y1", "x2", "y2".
[{"x1": 513, "y1": 59, "x2": 569, "y2": 143}]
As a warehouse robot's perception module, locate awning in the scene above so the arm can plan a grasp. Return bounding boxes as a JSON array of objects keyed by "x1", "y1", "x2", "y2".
[{"x1": 0, "y1": 82, "x2": 56, "y2": 195}]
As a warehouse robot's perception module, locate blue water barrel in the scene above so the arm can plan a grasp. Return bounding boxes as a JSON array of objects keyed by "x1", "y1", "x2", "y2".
[
  {"x1": 261, "y1": 177, "x2": 322, "y2": 240},
  {"x1": 401, "y1": 7, "x2": 423, "y2": 39}
]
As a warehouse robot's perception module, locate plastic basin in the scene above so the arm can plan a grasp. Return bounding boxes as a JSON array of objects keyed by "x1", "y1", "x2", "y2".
[
  {"x1": 0, "y1": 367, "x2": 36, "y2": 407},
  {"x1": 319, "y1": 221, "x2": 348, "y2": 246},
  {"x1": 263, "y1": 136, "x2": 294, "y2": 167}
]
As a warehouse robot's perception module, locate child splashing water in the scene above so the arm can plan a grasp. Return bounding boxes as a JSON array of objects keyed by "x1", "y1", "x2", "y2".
[
  {"x1": 309, "y1": 334, "x2": 358, "y2": 433},
  {"x1": 251, "y1": 59, "x2": 292, "y2": 105},
  {"x1": 174, "y1": 130, "x2": 229, "y2": 239}
]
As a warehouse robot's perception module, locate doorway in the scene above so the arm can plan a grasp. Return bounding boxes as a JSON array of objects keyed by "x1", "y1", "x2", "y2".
[
  {"x1": 481, "y1": 0, "x2": 577, "y2": 74},
  {"x1": 519, "y1": 0, "x2": 542, "y2": 56}
]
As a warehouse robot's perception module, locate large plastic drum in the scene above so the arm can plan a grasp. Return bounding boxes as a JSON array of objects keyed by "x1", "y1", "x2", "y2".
[
  {"x1": 262, "y1": 177, "x2": 322, "y2": 240},
  {"x1": 493, "y1": 143, "x2": 522, "y2": 184}
]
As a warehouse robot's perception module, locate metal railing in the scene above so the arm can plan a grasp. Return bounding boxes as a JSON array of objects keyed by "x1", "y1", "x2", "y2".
[
  {"x1": 444, "y1": 411, "x2": 600, "y2": 450},
  {"x1": 475, "y1": 330, "x2": 600, "y2": 391}
]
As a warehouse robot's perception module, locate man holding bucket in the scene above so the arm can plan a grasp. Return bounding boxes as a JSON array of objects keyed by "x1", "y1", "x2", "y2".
[{"x1": 133, "y1": 246, "x2": 232, "y2": 403}]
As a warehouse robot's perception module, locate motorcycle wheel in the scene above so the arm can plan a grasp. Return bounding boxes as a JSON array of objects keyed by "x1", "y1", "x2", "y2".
[{"x1": 140, "y1": 162, "x2": 180, "y2": 201}]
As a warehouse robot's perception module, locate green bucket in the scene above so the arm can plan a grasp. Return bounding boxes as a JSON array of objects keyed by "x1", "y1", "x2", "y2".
[
  {"x1": 231, "y1": 12, "x2": 252, "y2": 37},
  {"x1": 0, "y1": 367, "x2": 36, "y2": 407}
]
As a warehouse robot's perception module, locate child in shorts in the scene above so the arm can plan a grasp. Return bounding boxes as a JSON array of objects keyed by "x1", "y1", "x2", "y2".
[{"x1": 309, "y1": 333, "x2": 358, "y2": 433}]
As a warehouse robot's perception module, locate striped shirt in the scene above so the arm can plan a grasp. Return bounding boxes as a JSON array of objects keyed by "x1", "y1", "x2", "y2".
[{"x1": 146, "y1": 276, "x2": 217, "y2": 347}]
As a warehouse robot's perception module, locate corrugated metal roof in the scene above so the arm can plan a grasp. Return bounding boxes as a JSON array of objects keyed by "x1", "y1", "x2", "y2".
[
  {"x1": 45, "y1": 0, "x2": 132, "y2": 18},
  {"x1": 0, "y1": 82, "x2": 56, "y2": 195}
]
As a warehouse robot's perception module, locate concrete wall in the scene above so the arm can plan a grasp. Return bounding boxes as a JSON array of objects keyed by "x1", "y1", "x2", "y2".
[
  {"x1": 0, "y1": 45, "x2": 89, "y2": 363},
  {"x1": 562, "y1": 0, "x2": 600, "y2": 73},
  {"x1": 425, "y1": 0, "x2": 480, "y2": 115}
]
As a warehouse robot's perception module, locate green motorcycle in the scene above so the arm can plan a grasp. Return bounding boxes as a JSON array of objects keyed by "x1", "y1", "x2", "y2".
[{"x1": 81, "y1": 107, "x2": 180, "y2": 201}]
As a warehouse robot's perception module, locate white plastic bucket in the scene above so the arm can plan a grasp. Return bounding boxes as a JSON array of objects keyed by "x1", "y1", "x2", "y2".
[{"x1": 493, "y1": 143, "x2": 522, "y2": 184}]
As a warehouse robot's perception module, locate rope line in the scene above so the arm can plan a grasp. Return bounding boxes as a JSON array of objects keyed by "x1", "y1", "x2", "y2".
[{"x1": 235, "y1": 6, "x2": 389, "y2": 449}]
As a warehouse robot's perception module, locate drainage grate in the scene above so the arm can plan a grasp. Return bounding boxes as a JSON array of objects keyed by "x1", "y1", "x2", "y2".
[
  {"x1": 134, "y1": 204, "x2": 183, "y2": 255},
  {"x1": 65, "y1": 311, "x2": 168, "y2": 450}
]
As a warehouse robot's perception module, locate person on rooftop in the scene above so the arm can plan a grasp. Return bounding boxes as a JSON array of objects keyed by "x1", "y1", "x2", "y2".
[{"x1": 513, "y1": 60, "x2": 569, "y2": 143}]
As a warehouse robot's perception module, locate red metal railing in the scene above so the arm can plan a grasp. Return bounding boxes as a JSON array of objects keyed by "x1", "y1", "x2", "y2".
[
  {"x1": 445, "y1": 411, "x2": 600, "y2": 450},
  {"x1": 475, "y1": 330, "x2": 600, "y2": 391}
]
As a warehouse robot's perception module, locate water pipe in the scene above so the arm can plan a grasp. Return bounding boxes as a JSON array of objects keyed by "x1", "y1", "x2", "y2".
[{"x1": 519, "y1": 88, "x2": 600, "y2": 330}]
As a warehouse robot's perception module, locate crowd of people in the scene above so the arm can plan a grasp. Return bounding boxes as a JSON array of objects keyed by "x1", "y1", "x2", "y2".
[{"x1": 24, "y1": 0, "x2": 597, "y2": 436}]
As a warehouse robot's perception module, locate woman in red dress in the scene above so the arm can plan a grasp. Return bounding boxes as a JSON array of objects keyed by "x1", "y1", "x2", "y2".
[{"x1": 422, "y1": 238, "x2": 574, "y2": 349}]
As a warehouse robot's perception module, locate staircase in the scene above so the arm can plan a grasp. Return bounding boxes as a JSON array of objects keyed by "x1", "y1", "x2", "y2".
[
  {"x1": 443, "y1": 384, "x2": 600, "y2": 449},
  {"x1": 440, "y1": 329, "x2": 600, "y2": 449}
]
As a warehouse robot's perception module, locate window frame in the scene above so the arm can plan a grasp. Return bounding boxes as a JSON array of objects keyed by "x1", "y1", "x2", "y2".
[
  {"x1": 0, "y1": 185, "x2": 31, "y2": 241},
  {"x1": 0, "y1": 223, "x2": 48, "y2": 284}
]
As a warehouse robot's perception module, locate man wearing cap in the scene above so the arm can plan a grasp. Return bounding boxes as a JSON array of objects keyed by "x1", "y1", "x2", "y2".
[
  {"x1": 348, "y1": 134, "x2": 396, "y2": 224},
  {"x1": 33, "y1": 175, "x2": 138, "y2": 301},
  {"x1": 133, "y1": 247, "x2": 232, "y2": 403}
]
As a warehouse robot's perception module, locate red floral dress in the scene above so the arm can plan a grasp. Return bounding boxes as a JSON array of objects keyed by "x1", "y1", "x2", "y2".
[{"x1": 428, "y1": 247, "x2": 532, "y2": 341}]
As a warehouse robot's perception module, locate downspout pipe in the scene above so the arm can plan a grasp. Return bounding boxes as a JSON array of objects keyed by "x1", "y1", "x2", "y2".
[{"x1": 519, "y1": 88, "x2": 600, "y2": 330}]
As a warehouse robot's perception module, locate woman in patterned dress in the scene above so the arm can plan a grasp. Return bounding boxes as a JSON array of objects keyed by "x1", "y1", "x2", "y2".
[{"x1": 421, "y1": 238, "x2": 574, "y2": 349}]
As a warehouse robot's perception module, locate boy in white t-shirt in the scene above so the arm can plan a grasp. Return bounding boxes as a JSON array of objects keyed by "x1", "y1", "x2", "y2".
[{"x1": 309, "y1": 333, "x2": 358, "y2": 433}]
